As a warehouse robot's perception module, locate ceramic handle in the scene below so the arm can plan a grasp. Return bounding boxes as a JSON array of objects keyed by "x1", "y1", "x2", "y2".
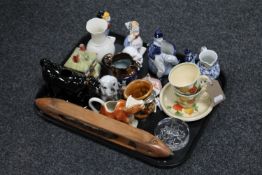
[
  {"x1": 199, "y1": 75, "x2": 212, "y2": 89},
  {"x1": 195, "y1": 75, "x2": 212, "y2": 101},
  {"x1": 88, "y1": 97, "x2": 105, "y2": 113},
  {"x1": 102, "y1": 53, "x2": 113, "y2": 68},
  {"x1": 200, "y1": 46, "x2": 207, "y2": 52}
]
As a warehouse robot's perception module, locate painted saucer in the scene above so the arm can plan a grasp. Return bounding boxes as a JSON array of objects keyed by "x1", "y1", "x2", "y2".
[{"x1": 160, "y1": 83, "x2": 213, "y2": 122}]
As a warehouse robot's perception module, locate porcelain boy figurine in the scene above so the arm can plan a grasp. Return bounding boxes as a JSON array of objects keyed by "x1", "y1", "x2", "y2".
[
  {"x1": 123, "y1": 21, "x2": 146, "y2": 69},
  {"x1": 148, "y1": 29, "x2": 179, "y2": 78}
]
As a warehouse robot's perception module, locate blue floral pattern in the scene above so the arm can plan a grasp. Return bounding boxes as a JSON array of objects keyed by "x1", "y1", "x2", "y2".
[{"x1": 197, "y1": 61, "x2": 220, "y2": 79}]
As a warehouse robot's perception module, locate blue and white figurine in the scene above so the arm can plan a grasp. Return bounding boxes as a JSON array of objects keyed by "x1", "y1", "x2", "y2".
[
  {"x1": 148, "y1": 29, "x2": 179, "y2": 78},
  {"x1": 197, "y1": 46, "x2": 220, "y2": 79},
  {"x1": 184, "y1": 48, "x2": 197, "y2": 63}
]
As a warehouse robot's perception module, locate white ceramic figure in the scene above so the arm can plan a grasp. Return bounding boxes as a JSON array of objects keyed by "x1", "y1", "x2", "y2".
[
  {"x1": 86, "y1": 18, "x2": 116, "y2": 63},
  {"x1": 123, "y1": 21, "x2": 146, "y2": 66},
  {"x1": 99, "y1": 75, "x2": 120, "y2": 101},
  {"x1": 155, "y1": 53, "x2": 179, "y2": 78}
]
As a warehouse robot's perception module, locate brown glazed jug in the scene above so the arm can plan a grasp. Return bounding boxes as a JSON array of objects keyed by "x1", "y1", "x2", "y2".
[
  {"x1": 123, "y1": 79, "x2": 156, "y2": 119},
  {"x1": 102, "y1": 53, "x2": 139, "y2": 84}
]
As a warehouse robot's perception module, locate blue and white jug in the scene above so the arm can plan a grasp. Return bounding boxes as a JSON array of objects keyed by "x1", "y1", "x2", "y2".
[{"x1": 197, "y1": 46, "x2": 220, "y2": 79}]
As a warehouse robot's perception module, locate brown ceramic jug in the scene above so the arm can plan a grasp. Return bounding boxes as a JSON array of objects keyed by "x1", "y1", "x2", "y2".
[
  {"x1": 101, "y1": 53, "x2": 139, "y2": 84},
  {"x1": 124, "y1": 79, "x2": 156, "y2": 119}
]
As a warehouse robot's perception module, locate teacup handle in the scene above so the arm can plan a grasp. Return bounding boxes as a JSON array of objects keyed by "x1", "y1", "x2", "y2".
[
  {"x1": 102, "y1": 53, "x2": 114, "y2": 68},
  {"x1": 199, "y1": 75, "x2": 212, "y2": 90},
  {"x1": 88, "y1": 97, "x2": 105, "y2": 113},
  {"x1": 197, "y1": 75, "x2": 212, "y2": 100}
]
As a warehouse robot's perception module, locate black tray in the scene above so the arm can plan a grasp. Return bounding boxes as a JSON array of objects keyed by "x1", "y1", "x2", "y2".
[{"x1": 34, "y1": 32, "x2": 226, "y2": 168}]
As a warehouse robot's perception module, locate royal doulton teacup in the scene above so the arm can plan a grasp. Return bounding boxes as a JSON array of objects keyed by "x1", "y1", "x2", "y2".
[{"x1": 168, "y1": 63, "x2": 211, "y2": 95}]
